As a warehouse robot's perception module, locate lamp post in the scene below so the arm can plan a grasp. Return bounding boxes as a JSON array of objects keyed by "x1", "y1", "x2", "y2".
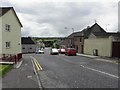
[
  {"x1": 64, "y1": 27, "x2": 75, "y2": 48},
  {"x1": 64, "y1": 27, "x2": 74, "y2": 33}
]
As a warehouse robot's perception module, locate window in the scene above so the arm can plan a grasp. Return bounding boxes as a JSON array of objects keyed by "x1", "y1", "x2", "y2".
[
  {"x1": 80, "y1": 38, "x2": 82, "y2": 42},
  {"x1": 74, "y1": 38, "x2": 77, "y2": 41},
  {"x1": 5, "y1": 24, "x2": 10, "y2": 31},
  {"x1": 6, "y1": 42, "x2": 11, "y2": 48}
]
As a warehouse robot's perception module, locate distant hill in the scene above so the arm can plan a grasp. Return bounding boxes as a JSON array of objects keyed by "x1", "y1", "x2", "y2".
[{"x1": 31, "y1": 37, "x2": 65, "y2": 47}]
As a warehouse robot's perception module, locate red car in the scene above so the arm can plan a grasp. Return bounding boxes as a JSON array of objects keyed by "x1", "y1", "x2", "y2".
[
  {"x1": 65, "y1": 48, "x2": 77, "y2": 56},
  {"x1": 59, "y1": 48, "x2": 66, "y2": 54}
]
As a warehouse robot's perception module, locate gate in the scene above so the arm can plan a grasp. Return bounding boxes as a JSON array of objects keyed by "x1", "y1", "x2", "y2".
[{"x1": 112, "y1": 42, "x2": 120, "y2": 58}]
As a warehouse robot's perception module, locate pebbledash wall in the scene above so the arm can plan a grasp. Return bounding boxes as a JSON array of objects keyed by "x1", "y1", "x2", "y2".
[
  {"x1": 0, "y1": 13, "x2": 2, "y2": 55},
  {"x1": 84, "y1": 38, "x2": 112, "y2": 57},
  {"x1": 1, "y1": 8, "x2": 22, "y2": 55}
]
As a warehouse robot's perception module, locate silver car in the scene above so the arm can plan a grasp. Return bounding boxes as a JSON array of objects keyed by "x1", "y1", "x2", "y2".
[
  {"x1": 50, "y1": 48, "x2": 59, "y2": 55},
  {"x1": 35, "y1": 49, "x2": 44, "y2": 54}
]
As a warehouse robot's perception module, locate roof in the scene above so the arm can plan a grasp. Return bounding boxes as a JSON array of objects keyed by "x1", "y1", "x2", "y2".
[
  {"x1": 81, "y1": 23, "x2": 107, "y2": 38},
  {"x1": 67, "y1": 23, "x2": 107, "y2": 39},
  {"x1": 107, "y1": 32, "x2": 120, "y2": 37},
  {"x1": 21, "y1": 37, "x2": 35, "y2": 44},
  {"x1": 67, "y1": 32, "x2": 82, "y2": 38},
  {"x1": 0, "y1": 7, "x2": 23, "y2": 27}
]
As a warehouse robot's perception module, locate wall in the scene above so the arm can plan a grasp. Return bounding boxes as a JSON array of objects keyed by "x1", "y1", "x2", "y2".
[
  {"x1": 74, "y1": 37, "x2": 84, "y2": 53},
  {"x1": 0, "y1": 16, "x2": 2, "y2": 54},
  {"x1": 84, "y1": 38, "x2": 112, "y2": 57},
  {"x1": 22, "y1": 44, "x2": 36, "y2": 53},
  {"x1": 2, "y1": 9, "x2": 22, "y2": 55}
]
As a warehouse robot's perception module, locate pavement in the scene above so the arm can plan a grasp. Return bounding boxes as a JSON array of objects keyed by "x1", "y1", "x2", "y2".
[
  {"x1": 2, "y1": 55, "x2": 39, "y2": 88},
  {"x1": 14, "y1": 59, "x2": 24, "y2": 68},
  {"x1": 77, "y1": 53, "x2": 119, "y2": 64}
]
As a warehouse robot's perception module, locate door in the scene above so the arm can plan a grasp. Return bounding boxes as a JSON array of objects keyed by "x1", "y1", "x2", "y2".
[{"x1": 112, "y1": 42, "x2": 120, "y2": 58}]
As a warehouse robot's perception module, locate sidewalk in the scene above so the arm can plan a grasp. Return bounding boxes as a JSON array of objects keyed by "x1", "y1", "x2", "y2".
[
  {"x1": 77, "y1": 53, "x2": 119, "y2": 64},
  {"x1": 14, "y1": 59, "x2": 23, "y2": 68},
  {"x1": 77, "y1": 53, "x2": 98, "y2": 58}
]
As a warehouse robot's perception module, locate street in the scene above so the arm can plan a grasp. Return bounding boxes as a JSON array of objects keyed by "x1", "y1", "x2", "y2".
[{"x1": 2, "y1": 48, "x2": 119, "y2": 88}]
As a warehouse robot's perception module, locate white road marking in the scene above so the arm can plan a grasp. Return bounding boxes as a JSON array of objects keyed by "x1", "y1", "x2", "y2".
[{"x1": 80, "y1": 65, "x2": 119, "y2": 79}]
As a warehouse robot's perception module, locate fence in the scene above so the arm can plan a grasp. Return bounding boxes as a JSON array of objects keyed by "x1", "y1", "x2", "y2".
[{"x1": 0, "y1": 53, "x2": 22, "y2": 63}]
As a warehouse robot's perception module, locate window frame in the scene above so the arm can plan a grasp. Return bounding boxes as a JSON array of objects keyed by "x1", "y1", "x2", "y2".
[
  {"x1": 6, "y1": 41, "x2": 11, "y2": 48},
  {"x1": 5, "y1": 24, "x2": 11, "y2": 32}
]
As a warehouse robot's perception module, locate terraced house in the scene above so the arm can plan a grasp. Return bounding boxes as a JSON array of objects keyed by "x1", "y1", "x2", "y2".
[
  {"x1": 0, "y1": 7, "x2": 23, "y2": 60},
  {"x1": 60, "y1": 23, "x2": 120, "y2": 58}
]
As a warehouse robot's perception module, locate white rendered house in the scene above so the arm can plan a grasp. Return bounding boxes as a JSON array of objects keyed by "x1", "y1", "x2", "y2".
[{"x1": 0, "y1": 7, "x2": 23, "y2": 56}]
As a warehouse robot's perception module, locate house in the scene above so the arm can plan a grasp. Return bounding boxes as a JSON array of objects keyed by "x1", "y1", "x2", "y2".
[
  {"x1": 0, "y1": 7, "x2": 23, "y2": 60},
  {"x1": 60, "y1": 23, "x2": 108, "y2": 53},
  {"x1": 21, "y1": 37, "x2": 36, "y2": 53},
  {"x1": 84, "y1": 33, "x2": 120, "y2": 58}
]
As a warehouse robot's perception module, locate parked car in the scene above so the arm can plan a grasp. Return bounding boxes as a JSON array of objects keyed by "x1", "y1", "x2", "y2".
[
  {"x1": 50, "y1": 48, "x2": 59, "y2": 55},
  {"x1": 59, "y1": 48, "x2": 66, "y2": 54},
  {"x1": 35, "y1": 49, "x2": 44, "y2": 54},
  {"x1": 57, "y1": 49, "x2": 60, "y2": 53},
  {"x1": 65, "y1": 48, "x2": 77, "y2": 56}
]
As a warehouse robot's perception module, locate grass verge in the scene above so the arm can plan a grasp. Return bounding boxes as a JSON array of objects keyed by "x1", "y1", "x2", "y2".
[{"x1": 0, "y1": 64, "x2": 13, "y2": 77}]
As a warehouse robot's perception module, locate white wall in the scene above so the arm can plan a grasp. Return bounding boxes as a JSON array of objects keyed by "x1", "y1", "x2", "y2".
[
  {"x1": 2, "y1": 9, "x2": 22, "y2": 55},
  {"x1": 0, "y1": 17, "x2": 2, "y2": 54},
  {"x1": 22, "y1": 44, "x2": 36, "y2": 53},
  {"x1": 84, "y1": 38, "x2": 112, "y2": 57}
]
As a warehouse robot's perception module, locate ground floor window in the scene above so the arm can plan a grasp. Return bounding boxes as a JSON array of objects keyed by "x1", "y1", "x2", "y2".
[{"x1": 6, "y1": 41, "x2": 11, "y2": 48}]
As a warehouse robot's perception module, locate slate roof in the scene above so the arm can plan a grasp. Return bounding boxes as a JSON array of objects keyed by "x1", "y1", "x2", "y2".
[
  {"x1": 67, "y1": 23, "x2": 108, "y2": 39},
  {"x1": 21, "y1": 37, "x2": 35, "y2": 44},
  {"x1": 0, "y1": 7, "x2": 23, "y2": 27},
  {"x1": 0, "y1": 7, "x2": 12, "y2": 16},
  {"x1": 107, "y1": 32, "x2": 120, "y2": 37}
]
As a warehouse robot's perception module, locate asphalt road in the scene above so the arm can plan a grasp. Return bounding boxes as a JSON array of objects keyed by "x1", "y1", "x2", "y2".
[
  {"x1": 2, "y1": 48, "x2": 119, "y2": 88},
  {"x1": 33, "y1": 48, "x2": 119, "y2": 88}
]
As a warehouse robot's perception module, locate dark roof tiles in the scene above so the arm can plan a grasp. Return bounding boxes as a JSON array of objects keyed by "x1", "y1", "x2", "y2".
[
  {"x1": 21, "y1": 37, "x2": 35, "y2": 44},
  {"x1": 67, "y1": 23, "x2": 107, "y2": 39},
  {"x1": 0, "y1": 7, "x2": 23, "y2": 27}
]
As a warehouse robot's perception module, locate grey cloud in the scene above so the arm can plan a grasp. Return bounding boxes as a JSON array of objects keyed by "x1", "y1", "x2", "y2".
[{"x1": 8, "y1": 1, "x2": 118, "y2": 37}]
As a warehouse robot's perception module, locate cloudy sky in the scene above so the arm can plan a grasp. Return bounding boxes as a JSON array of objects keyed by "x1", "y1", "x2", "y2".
[{"x1": 1, "y1": 0, "x2": 119, "y2": 37}]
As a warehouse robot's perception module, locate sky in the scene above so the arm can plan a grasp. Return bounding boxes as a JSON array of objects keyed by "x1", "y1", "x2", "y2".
[{"x1": 1, "y1": 0, "x2": 119, "y2": 37}]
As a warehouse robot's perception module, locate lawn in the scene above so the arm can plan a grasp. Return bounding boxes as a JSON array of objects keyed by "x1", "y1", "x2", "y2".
[{"x1": 0, "y1": 64, "x2": 13, "y2": 77}]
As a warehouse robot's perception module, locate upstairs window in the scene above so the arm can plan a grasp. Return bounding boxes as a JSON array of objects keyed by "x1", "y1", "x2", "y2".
[
  {"x1": 6, "y1": 41, "x2": 11, "y2": 48},
  {"x1": 80, "y1": 38, "x2": 82, "y2": 42},
  {"x1": 5, "y1": 24, "x2": 10, "y2": 32}
]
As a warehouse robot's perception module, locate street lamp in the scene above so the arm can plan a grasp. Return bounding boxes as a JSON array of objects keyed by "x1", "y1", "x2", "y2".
[{"x1": 64, "y1": 27, "x2": 74, "y2": 33}]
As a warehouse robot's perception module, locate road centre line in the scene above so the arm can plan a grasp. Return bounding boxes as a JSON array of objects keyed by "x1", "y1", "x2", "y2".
[{"x1": 80, "y1": 65, "x2": 119, "y2": 79}]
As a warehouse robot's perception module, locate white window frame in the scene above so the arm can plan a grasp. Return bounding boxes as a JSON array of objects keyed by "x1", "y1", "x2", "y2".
[
  {"x1": 6, "y1": 41, "x2": 11, "y2": 48},
  {"x1": 5, "y1": 24, "x2": 10, "y2": 32}
]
